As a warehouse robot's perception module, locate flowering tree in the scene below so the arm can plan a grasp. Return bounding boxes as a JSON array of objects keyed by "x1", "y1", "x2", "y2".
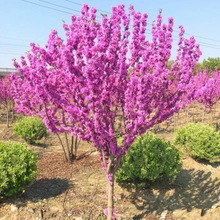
[
  {"x1": 10, "y1": 49, "x2": 80, "y2": 162},
  {"x1": 192, "y1": 68, "x2": 220, "y2": 108},
  {"x1": 0, "y1": 75, "x2": 14, "y2": 127},
  {"x1": 188, "y1": 68, "x2": 220, "y2": 123},
  {"x1": 10, "y1": 70, "x2": 80, "y2": 162},
  {"x1": 11, "y1": 4, "x2": 202, "y2": 219}
]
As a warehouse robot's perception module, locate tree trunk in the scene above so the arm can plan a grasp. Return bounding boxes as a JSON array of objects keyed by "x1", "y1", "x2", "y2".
[
  {"x1": 106, "y1": 156, "x2": 117, "y2": 220},
  {"x1": 56, "y1": 133, "x2": 69, "y2": 162},
  {"x1": 6, "y1": 108, "x2": 9, "y2": 128},
  {"x1": 11, "y1": 102, "x2": 15, "y2": 123},
  {"x1": 56, "y1": 133, "x2": 80, "y2": 163},
  {"x1": 11, "y1": 109, "x2": 14, "y2": 123},
  {"x1": 70, "y1": 136, "x2": 75, "y2": 160},
  {"x1": 107, "y1": 172, "x2": 114, "y2": 220},
  {"x1": 74, "y1": 135, "x2": 78, "y2": 158},
  {"x1": 64, "y1": 132, "x2": 71, "y2": 162}
]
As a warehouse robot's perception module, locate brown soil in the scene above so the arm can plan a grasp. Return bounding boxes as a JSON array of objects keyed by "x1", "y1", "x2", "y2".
[{"x1": 0, "y1": 104, "x2": 220, "y2": 220}]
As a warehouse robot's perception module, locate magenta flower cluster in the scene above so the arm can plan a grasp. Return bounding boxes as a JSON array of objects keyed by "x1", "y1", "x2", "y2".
[{"x1": 10, "y1": 3, "x2": 202, "y2": 170}]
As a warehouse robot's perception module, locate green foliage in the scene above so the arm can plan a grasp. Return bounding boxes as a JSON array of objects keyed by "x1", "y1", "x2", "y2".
[
  {"x1": 115, "y1": 132, "x2": 182, "y2": 188},
  {"x1": 167, "y1": 60, "x2": 174, "y2": 70},
  {"x1": 202, "y1": 57, "x2": 220, "y2": 71},
  {"x1": 0, "y1": 142, "x2": 38, "y2": 197},
  {"x1": 13, "y1": 116, "x2": 48, "y2": 144},
  {"x1": 174, "y1": 122, "x2": 220, "y2": 163},
  {"x1": 193, "y1": 62, "x2": 202, "y2": 75}
]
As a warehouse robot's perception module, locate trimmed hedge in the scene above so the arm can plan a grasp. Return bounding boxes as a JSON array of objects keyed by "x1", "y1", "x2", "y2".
[
  {"x1": 174, "y1": 122, "x2": 220, "y2": 163},
  {"x1": 115, "y1": 132, "x2": 182, "y2": 188},
  {"x1": 0, "y1": 142, "x2": 38, "y2": 197},
  {"x1": 13, "y1": 116, "x2": 48, "y2": 144}
]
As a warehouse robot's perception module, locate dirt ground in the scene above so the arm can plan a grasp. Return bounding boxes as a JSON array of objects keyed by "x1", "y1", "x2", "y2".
[{"x1": 0, "y1": 104, "x2": 220, "y2": 220}]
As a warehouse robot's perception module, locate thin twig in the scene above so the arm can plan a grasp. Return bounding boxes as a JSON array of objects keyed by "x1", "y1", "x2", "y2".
[
  {"x1": 56, "y1": 133, "x2": 68, "y2": 162},
  {"x1": 64, "y1": 132, "x2": 71, "y2": 160},
  {"x1": 63, "y1": 189, "x2": 71, "y2": 219}
]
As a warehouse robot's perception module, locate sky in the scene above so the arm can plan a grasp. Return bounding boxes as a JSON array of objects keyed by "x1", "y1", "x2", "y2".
[{"x1": 1, "y1": 0, "x2": 220, "y2": 68}]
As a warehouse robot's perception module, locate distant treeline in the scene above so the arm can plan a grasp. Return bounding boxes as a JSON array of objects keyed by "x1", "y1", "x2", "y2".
[{"x1": 168, "y1": 57, "x2": 220, "y2": 73}]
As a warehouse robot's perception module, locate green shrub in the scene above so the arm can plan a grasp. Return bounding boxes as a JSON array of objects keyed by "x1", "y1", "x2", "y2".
[
  {"x1": 174, "y1": 122, "x2": 220, "y2": 163},
  {"x1": 13, "y1": 116, "x2": 48, "y2": 144},
  {"x1": 0, "y1": 142, "x2": 38, "y2": 197},
  {"x1": 115, "y1": 132, "x2": 182, "y2": 188}
]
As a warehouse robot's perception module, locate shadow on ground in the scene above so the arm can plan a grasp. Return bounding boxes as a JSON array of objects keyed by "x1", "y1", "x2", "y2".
[
  {"x1": 31, "y1": 142, "x2": 49, "y2": 149},
  {"x1": 129, "y1": 169, "x2": 220, "y2": 219},
  {"x1": 24, "y1": 178, "x2": 71, "y2": 202},
  {"x1": 0, "y1": 178, "x2": 71, "y2": 209}
]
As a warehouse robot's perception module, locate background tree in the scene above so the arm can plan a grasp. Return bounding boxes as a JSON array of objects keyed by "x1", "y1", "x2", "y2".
[
  {"x1": 202, "y1": 57, "x2": 220, "y2": 71},
  {"x1": 10, "y1": 62, "x2": 79, "y2": 162},
  {"x1": 190, "y1": 68, "x2": 220, "y2": 123},
  {"x1": 193, "y1": 62, "x2": 202, "y2": 74},
  {"x1": 11, "y1": 4, "x2": 201, "y2": 219},
  {"x1": 193, "y1": 69, "x2": 220, "y2": 108},
  {"x1": 0, "y1": 75, "x2": 14, "y2": 127}
]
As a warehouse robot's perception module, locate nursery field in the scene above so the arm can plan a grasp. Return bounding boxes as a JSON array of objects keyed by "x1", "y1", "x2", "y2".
[{"x1": 0, "y1": 103, "x2": 220, "y2": 220}]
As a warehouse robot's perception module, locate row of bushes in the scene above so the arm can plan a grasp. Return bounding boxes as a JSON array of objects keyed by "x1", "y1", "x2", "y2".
[
  {"x1": 1, "y1": 117, "x2": 219, "y2": 197},
  {"x1": 116, "y1": 122, "x2": 220, "y2": 188},
  {"x1": 14, "y1": 116, "x2": 220, "y2": 165},
  {"x1": 1, "y1": 131, "x2": 181, "y2": 196}
]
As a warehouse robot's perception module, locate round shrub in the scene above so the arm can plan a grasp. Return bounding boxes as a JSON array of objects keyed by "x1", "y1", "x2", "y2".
[
  {"x1": 13, "y1": 116, "x2": 48, "y2": 144},
  {"x1": 0, "y1": 142, "x2": 38, "y2": 197},
  {"x1": 174, "y1": 122, "x2": 220, "y2": 163},
  {"x1": 115, "y1": 132, "x2": 182, "y2": 188}
]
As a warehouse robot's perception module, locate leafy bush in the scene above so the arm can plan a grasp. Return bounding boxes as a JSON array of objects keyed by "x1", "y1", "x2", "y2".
[
  {"x1": 13, "y1": 116, "x2": 48, "y2": 144},
  {"x1": 0, "y1": 142, "x2": 38, "y2": 197},
  {"x1": 174, "y1": 122, "x2": 220, "y2": 163},
  {"x1": 115, "y1": 132, "x2": 182, "y2": 188}
]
